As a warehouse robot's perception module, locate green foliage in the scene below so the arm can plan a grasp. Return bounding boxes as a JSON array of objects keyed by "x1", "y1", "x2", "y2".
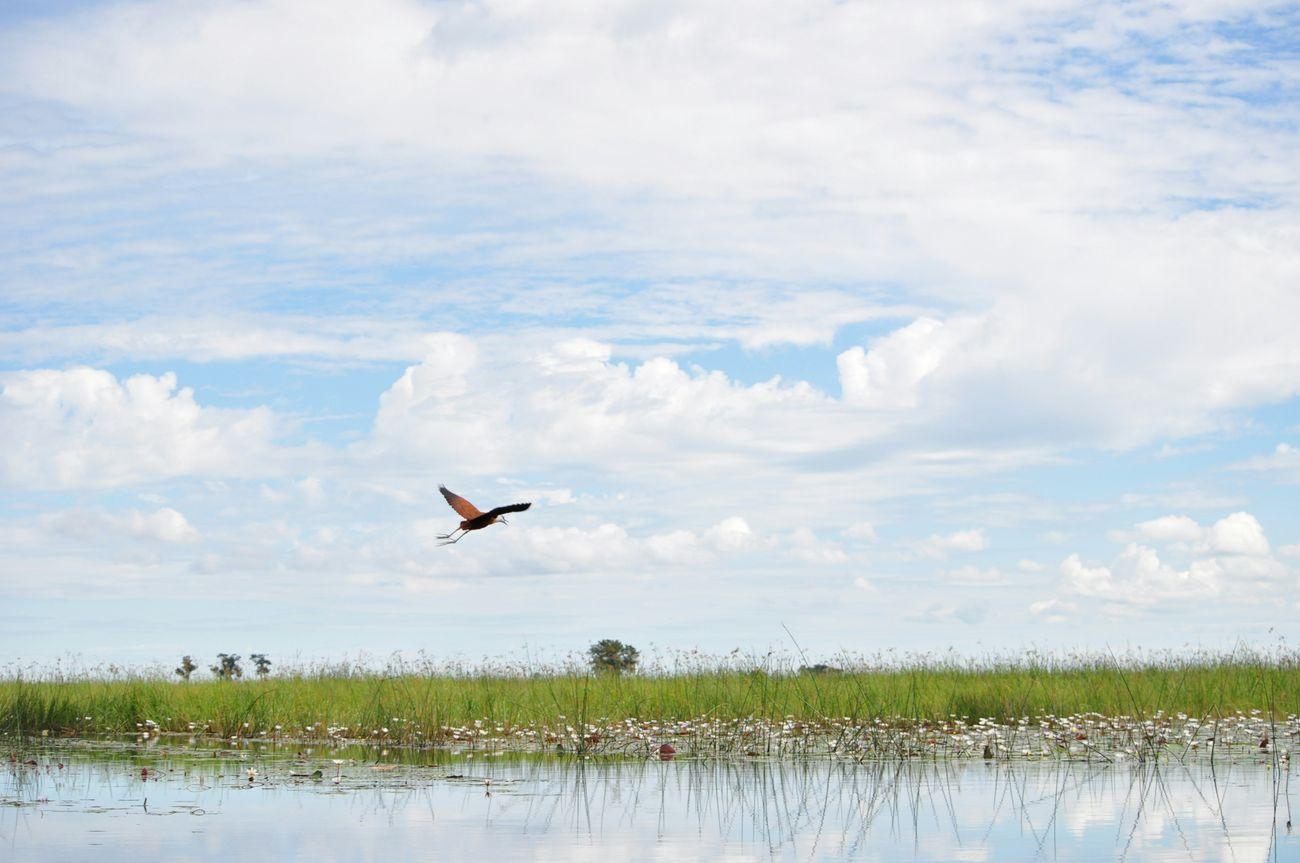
[
  {"x1": 210, "y1": 653, "x2": 243, "y2": 680},
  {"x1": 3, "y1": 649, "x2": 1299, "y2": 740},
  {"x1": 251, "y1": 654, "x2": 272, "y2": 678},
  {"x1": 174, "y1": 656, "x2": 198, "y2": 681},
  {"x1": 588, "y1": 639, "x2": 640, "y2": 675}
]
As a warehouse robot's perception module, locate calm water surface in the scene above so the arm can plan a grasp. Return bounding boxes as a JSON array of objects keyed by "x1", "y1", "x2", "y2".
[{"x1": 2, "y1": 738, "x2": 1294, "y2": 862}]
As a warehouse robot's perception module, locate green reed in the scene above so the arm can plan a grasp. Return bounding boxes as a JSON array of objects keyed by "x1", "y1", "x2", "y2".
[{"x1": 3, "y1": 648, "x2": 1297, "y2": 742}]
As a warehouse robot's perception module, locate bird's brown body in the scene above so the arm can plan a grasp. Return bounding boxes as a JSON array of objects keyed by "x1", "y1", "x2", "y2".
[{"x1": 437, "y1": 485, "x2": 531, "y2": 545}]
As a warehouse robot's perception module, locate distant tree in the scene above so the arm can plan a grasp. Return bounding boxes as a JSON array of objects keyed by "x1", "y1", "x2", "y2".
[
  {"x1": 798, "y1": 663, "x2": 841, "y2": 676},
  {"x1": 174, "y1": 655, "x2": 198, "y2": 681},
  {"x1": 251, "y1": 653, "x2": 272, "y2": 678},
  {"x1": 210, "y1": 653, "x2": 243, "y2": 680},
  {"x1": 588, "y1": 639, "x2": 640, "y2": 675}
]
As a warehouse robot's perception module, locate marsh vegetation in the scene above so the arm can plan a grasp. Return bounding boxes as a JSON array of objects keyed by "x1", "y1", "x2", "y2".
[{"x1": 3, "y1": 648, "x2": 1298, "y2": 763}]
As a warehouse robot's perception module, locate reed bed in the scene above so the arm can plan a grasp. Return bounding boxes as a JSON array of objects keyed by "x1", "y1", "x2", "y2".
[{"x1": 3, "y1": 648, "x2": 1298, "y2": 761}]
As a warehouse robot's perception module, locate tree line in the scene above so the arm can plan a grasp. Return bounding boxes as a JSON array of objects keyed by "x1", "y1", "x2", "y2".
[
  {"x1": 174, "y1": 641, "x2": 641, "y2": 680},
  {"x1": 174, "y1": 653, "x2": 271, "y2": 680}
]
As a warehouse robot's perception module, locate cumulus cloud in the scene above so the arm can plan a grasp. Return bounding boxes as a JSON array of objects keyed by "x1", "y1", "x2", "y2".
[
  {"x1": 363, "y1": 335, "x2": 848, "y2": 482},
  {"x1": 4, "y1": 0, "x2": 1299, "y2": 462},
  {"x1": 1060, "y1": 546, "x2": 1216, "y2": 605},
  {"x1": 356, "y1": 334, "x2": 1090, "y2": 537},
  {"x1": 3, "y1": 0, "x2": 1300, "y2": 656},
  {"x1": 0, "y1": 367, "x2": 279, "y2": 489},
  {"x1": 1200, "y1": 512, "x2": 1268, "y2": 556},
  {"x1": 837, "y1": 317, "x2": 976, "y2": 409},
  {"x1": 1119, "y1": 511, "x2": 1270, "y2": 556},
  {"x1": 1132, "y1": 515, "x2": 1202, "y2": 545},
  {"x1": 1059, "y1": 512, "x2": 1288, "y2": 606}
]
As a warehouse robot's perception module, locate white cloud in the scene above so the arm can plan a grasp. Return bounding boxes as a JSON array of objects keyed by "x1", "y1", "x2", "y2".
[
  {"x1": 123, "y1": 507, "x2": 200, "y2": 543},
  {"x1": 1029, "y1": 598, "x2": 1075, "y2": 624},
  {"x1": 1133, "y1": 515, "x2": 1202, "y2": 544},
  {"x1": 643, "y1": 529, "x2": 703, "y2": 565},
  {"x1": 1017, "y1": 559, "x2": 1044, "y2": 573},
  {"x1": 785, "y1": 527, "x2": 849, "y2": 565},
  {"x1": 11, "y1": 0, "x2": 1286, "y2": 218},
  {"x1": 1201, "y1": 511, "x2": 1270, "y2": 556},
  {"x1": 364, "y1": 336, "x2": 851, "y2": 485},
  {"x1": 43, "y1": 506, "x2": 199, "y2": 544},
  {"x1": 0, "y1": 0, "x2": 1087, "y2": 198},
  {"x1": 3, "y1": 0, "x2": 1300, "y2": 658},
  {"x1": 484, "y1": 523, "x2": 644, "y2": 573},
  {"x1": 0, "y1": 367, "x2": 279, "y2": 489},
  {"x1": 355, "y1": 335, "x2": 1093, "y2": 540},
  {"x1": 4, "y1": 0, "x2": 1299, "y2": 463},
  {"x1": 843, "y1": 522, "x2": 878, "y2": 542},
  {"x1": 1060, "y1": 545, "x2": 1224, "y2": 605},
  {"x1": 1280, "y1": 543, "x2": 1300, "y2": 558},
  {"x1": 703, "y1": 516, "x2": 755, "y2": 553},
  {"x1": 0, "y1": 316, "x2": 448, "y2": 366},
  {"x1": 1232, "y1": 443, "x2": 1300, "y2": 483},
  {"x1": 838, "y1": 318, "x2": 974, "y2": 409},
  {"x1": 1060, "y1": 511, "x2": 1288, "y2": 606},
  {"x1": 917, "y1": 528, "x2": 987, "y2": 558},
  {"x1": 1060, "y1": 554, "x2": 1116, "y2": 599},
  {"x1": 389, "y1": 515, "x2": 769, "y2": 579},
  {"x1": 1118, "y1": 511, "x2": 1270, "y2": 557}
]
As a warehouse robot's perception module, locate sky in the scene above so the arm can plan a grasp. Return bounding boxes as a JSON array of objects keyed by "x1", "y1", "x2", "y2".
[{"x1": 2, "y1": 0, "x2": 1299, "y2": 670}]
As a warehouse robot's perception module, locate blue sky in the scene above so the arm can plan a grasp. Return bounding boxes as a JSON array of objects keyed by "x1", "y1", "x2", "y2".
[{"x1": 2, "y1": 0, "x2": 1299, "y2": 669}]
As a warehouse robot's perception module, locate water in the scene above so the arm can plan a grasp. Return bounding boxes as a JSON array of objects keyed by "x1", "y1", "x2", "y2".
[{"x1": 2, "y1": 738, "x2": 1295, "y2": 861}]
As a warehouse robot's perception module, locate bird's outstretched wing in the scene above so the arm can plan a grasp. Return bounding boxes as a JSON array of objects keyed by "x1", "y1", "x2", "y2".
[
  {"x1": 485, "y1": 502, "x2": 532, "y2": 519},
  {"x1": 440, "y1": 485, "x2": 484, "y2": 519}
]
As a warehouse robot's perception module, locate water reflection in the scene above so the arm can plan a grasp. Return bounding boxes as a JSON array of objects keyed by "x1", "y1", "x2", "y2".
[{"x1": 2, "y1": 740, "x2": 1294, "y2": 861}]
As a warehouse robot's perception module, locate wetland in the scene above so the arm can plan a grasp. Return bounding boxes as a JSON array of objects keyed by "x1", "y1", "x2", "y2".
[
  {"x1": 3, "y1": 734, "x2": 1295, "y2": 862},
  {"x1": 4, "y1": 652, "x2": 1297, "y2": 860}
]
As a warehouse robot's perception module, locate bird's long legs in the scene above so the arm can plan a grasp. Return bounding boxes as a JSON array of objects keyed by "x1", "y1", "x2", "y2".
[{"x1": 436, "y1": 529, "x2": 466, "y2": 546}]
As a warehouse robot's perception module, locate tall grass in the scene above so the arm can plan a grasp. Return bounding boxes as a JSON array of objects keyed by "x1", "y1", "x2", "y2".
[{"x1": 3, "y1": 647, "x2": 1297, "y2": 742}]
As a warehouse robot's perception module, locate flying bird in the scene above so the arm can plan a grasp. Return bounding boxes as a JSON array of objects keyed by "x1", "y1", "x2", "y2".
[{"x1": 436, "y1": 485, "x2": 532, "y2": 546}]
